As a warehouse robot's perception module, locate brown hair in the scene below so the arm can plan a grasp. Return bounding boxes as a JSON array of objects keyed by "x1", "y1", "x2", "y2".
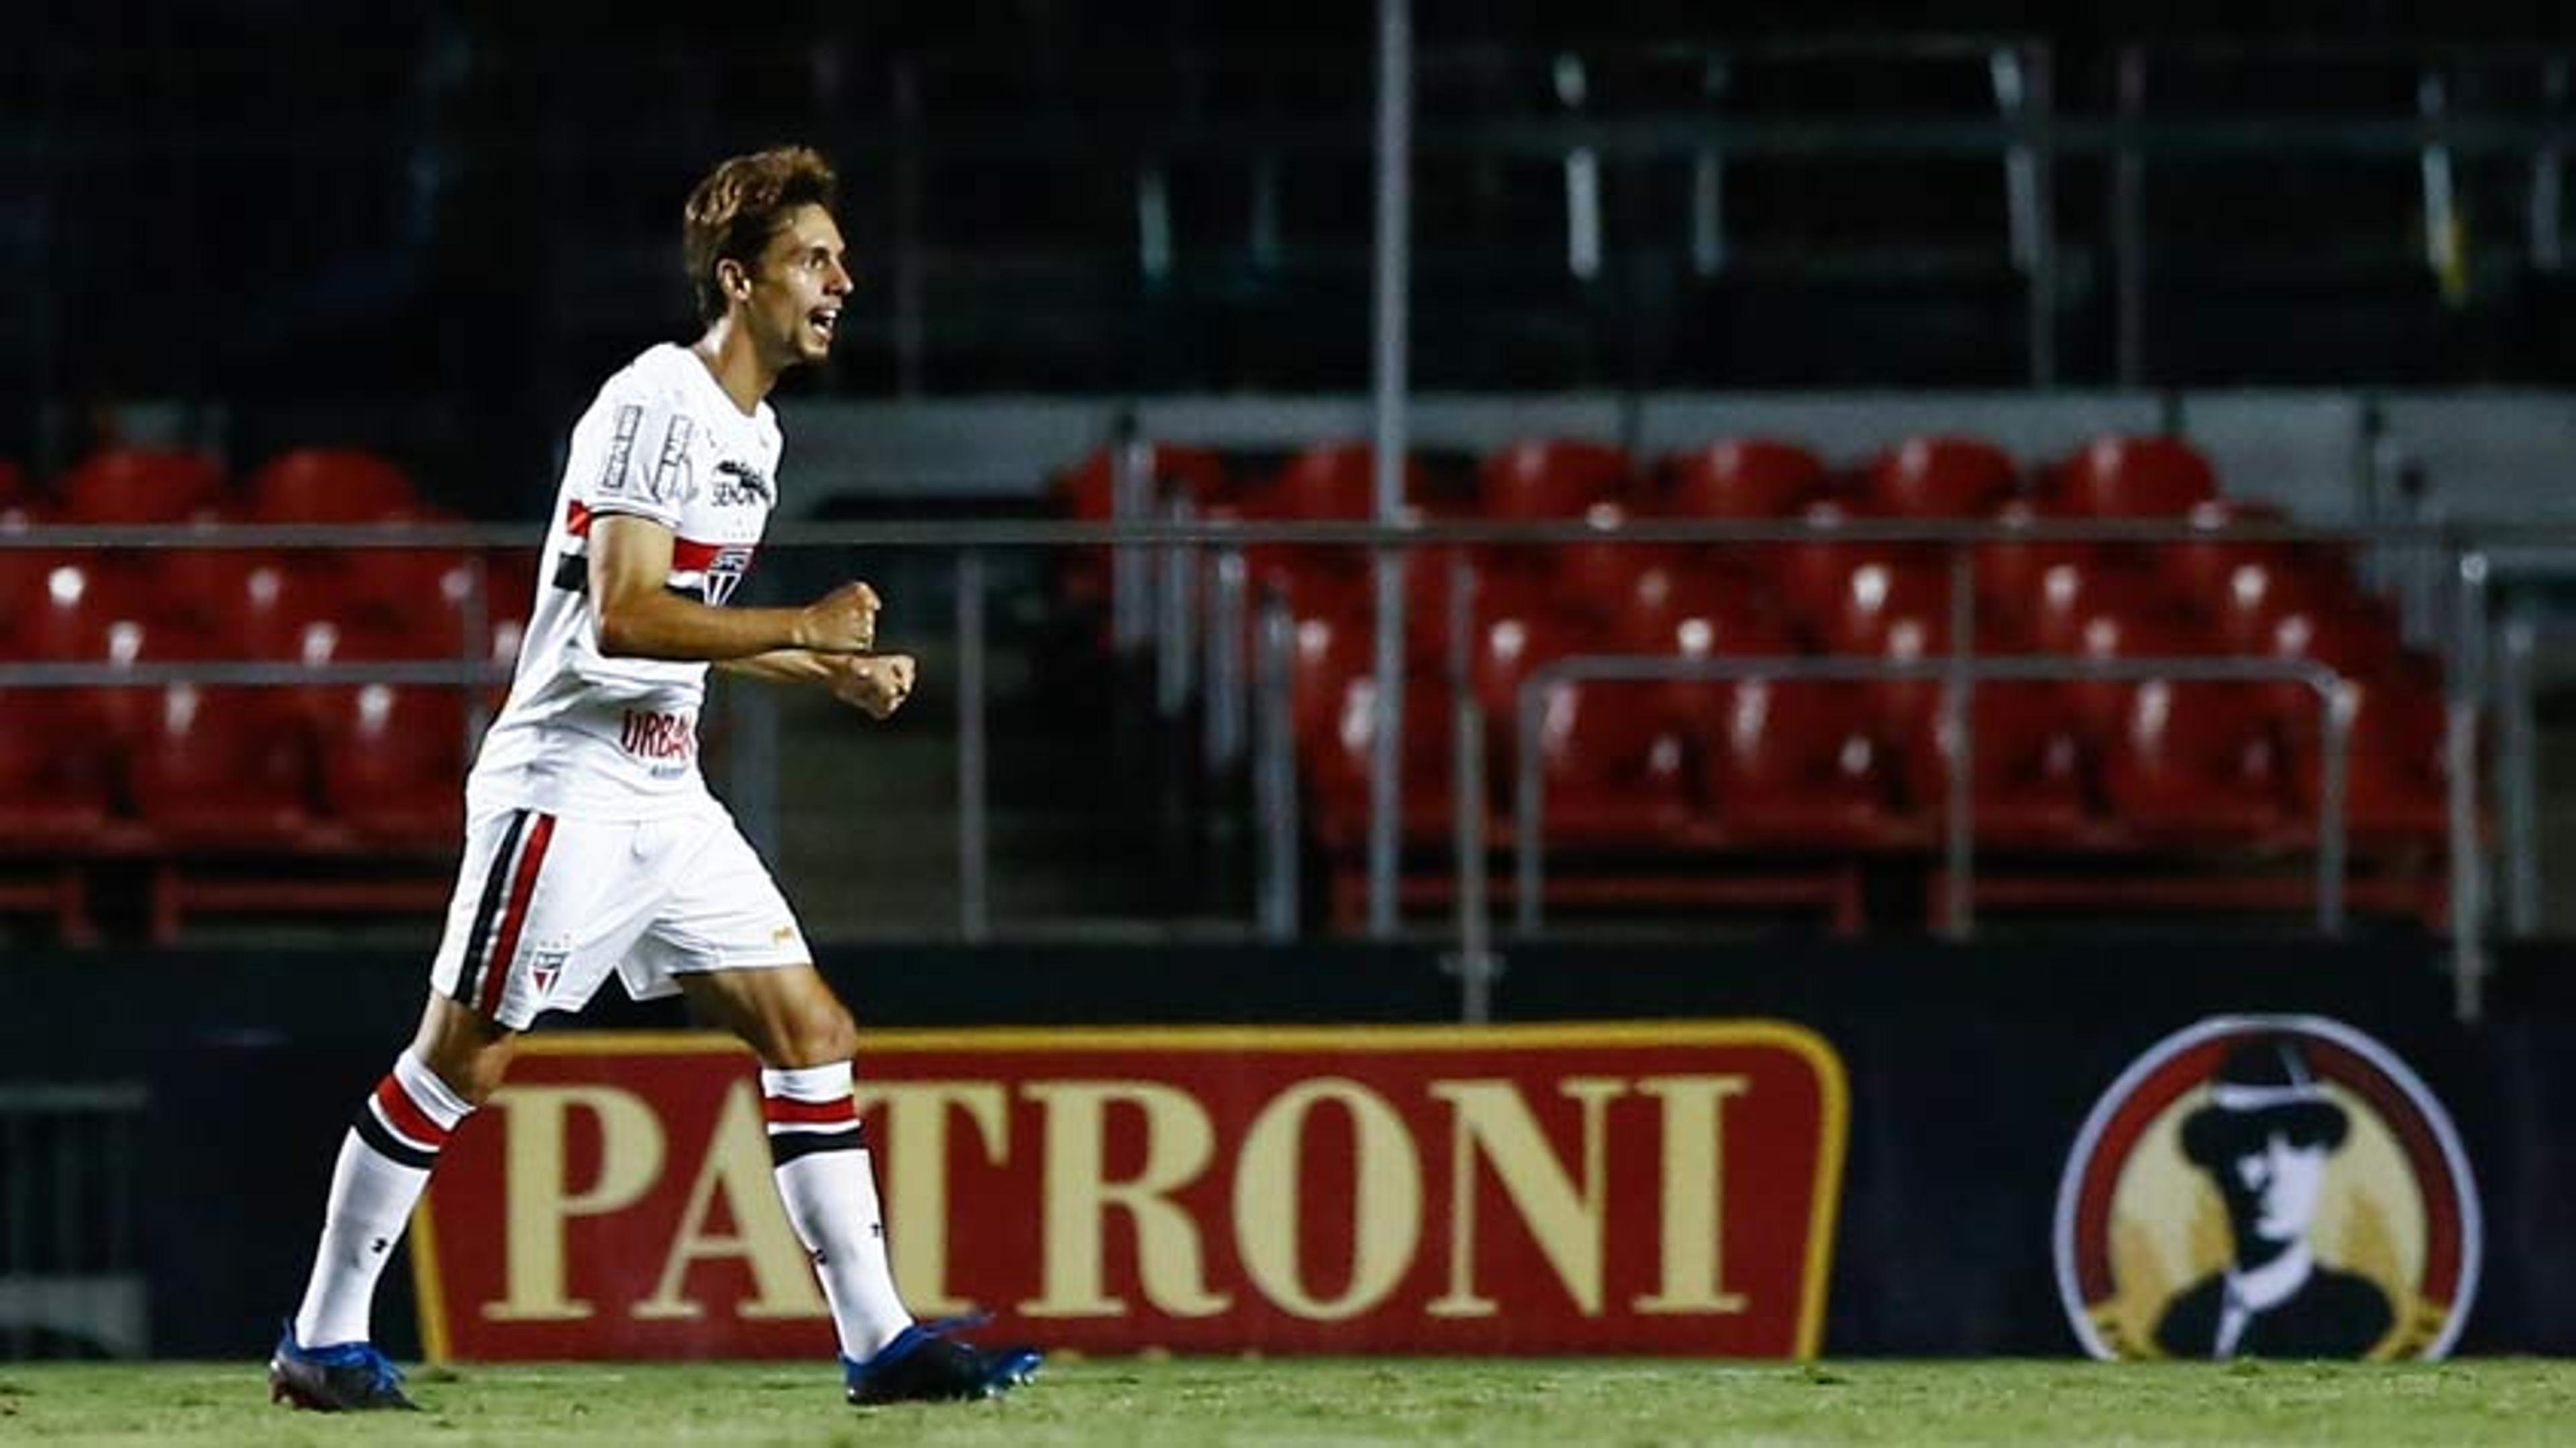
[{"x1": 682, "y1": 146, "x2": 840, "y2": 325}]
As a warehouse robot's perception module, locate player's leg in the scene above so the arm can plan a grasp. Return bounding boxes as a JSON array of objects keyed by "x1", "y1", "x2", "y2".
[
  {"x1": 674, "y1": 965, "x2": 908, "y2": 1348},
  {"x1": 643, "y1": 813, "x2": 1036, "y2": 1403},
  {"x1": 675, "y1": 964, "x2": 1039, "y2": 1404},
  {"x1": 274, "y1": 807, "x2": 647, "y2": 1412},
  {"x1": 285, "y1": 995, "x2": 515, "y2": 1360}
]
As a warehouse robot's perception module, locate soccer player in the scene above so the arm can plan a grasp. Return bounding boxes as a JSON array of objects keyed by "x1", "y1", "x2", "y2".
[{"x1": 268, "y1": 146, "x2": 1039, "y2": 1412}]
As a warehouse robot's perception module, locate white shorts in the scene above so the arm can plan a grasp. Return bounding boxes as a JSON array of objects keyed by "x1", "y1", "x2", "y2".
[{"x1": 429, "y1": 800, "x2": 811, "y2": 1030}]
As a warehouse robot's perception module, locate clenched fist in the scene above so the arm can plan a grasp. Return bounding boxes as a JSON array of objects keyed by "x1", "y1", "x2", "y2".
[
  {"x1": 794, "y1": 580, "x2": 881, "y2": 654},
  {"x1": 830, "y1": 652, "x2": 917, "y2": 719}
]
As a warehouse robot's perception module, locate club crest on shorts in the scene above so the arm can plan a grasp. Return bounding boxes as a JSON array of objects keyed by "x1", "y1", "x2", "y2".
[{"x1": 2052, "y1": 1015, "x2": 2480, "y2": 1361}]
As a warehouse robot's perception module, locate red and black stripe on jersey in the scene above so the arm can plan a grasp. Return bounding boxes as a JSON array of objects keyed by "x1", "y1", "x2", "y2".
[{"x1": 549, "y1": 499, "x2": 759, "y2": 603}]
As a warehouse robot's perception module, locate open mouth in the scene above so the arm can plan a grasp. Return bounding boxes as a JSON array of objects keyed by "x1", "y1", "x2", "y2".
[{"x1": 809, "y1": 307, "x2": 839, "y2": 343}]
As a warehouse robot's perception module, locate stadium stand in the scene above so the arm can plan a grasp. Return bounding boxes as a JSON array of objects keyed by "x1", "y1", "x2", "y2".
[
  {"x1": 0, "y1": 446, "x2": 514, "y2": 941},
  {"x1": 1046, "y1": 428, "x2": 2470, "y2": 934}
]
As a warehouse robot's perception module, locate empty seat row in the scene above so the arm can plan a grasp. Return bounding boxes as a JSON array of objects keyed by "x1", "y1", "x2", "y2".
[
  {"x1": 1296, "y1": 664, "x2": 2451, "y2": 847},
  {"x1": 0, "y1": 682, "x2": 472, "y2": 849},
  {"x1": 0, "y1": 446, "x2": 433, "y2": 525},
  {"x1": 1051, "y1": 432, "x2": 2231, "y2": 524},
  {"x1": 2, "y1": 551, "x2": 535, "y2": 666}
]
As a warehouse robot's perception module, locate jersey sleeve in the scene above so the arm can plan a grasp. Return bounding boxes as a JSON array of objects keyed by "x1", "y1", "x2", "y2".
[{"x1": 578, "y1": 395, "x2": 698, "y2": 529}]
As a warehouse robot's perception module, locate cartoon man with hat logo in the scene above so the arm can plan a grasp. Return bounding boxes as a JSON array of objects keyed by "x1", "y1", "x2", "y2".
[{"x1": 2153, "y1": 1033, "x2": 2396, "y2": 1359}]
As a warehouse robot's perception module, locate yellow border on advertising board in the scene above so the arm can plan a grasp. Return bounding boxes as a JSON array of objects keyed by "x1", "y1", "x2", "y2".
[{"x1": 413, "y1": 1020, "x2": 1848, "y2": 1362}]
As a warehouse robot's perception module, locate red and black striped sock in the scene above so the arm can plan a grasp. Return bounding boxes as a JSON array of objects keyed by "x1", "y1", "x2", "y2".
[
  {"x1": 290, "y1": 1051, "x2": 471, "y2": 1347},
  {"x1": 762, "y1": 1062, "x2": 913, "y2": 1360}
]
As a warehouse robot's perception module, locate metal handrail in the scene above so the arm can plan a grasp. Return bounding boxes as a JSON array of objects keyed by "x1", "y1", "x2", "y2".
[
  {"x1": 5, "y1": 515, "x2": 2567, "y2": 549},
  {"x1": 1507, "y1": 652, "x2": 2353, "y2": 937}
]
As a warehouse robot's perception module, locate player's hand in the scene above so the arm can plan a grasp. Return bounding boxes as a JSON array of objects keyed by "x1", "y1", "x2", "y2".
[
  {"x1": 830, "y1": 652, "x2": 917, "y2": 720},
  {"x1": 794, "y1": 581, "x2": 881, "y2": 654}
]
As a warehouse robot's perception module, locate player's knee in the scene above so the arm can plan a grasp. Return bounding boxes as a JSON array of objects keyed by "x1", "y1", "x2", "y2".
[
  {"x1": 415, "y1": 1033, "x2": 515, "y2": 1107},
  {"x1": 777, "y1": 1000, "x2": 859, "y2": 1068}
]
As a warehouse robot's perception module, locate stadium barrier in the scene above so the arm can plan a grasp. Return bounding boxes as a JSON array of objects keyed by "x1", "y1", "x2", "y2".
[{"x1": 12, "y1": 936, "x2": 2574, "y2": 1361}]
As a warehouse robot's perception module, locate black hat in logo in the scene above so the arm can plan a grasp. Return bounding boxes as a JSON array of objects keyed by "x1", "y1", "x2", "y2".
[{"x1": 2179, "y1": 1035, "x2": 2350, "y2": 1168}]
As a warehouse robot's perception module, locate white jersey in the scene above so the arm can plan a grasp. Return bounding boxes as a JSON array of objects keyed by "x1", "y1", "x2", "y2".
[{"x1": 468, "y1": 344, "x2": 784, "y2": 821}]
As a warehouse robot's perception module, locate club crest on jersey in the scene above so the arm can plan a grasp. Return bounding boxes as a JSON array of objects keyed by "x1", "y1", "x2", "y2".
[
  {"x1": 702, "y1": 545, "x2": 755, "y2": 606},
  {"x1": 2053, "y1": 1015, "x2": 2481, "y2": 1363}
]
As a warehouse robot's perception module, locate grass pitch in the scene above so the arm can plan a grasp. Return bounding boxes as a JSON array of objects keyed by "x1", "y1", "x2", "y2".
[{"x1": 3, "y1": 1357, "x2": 2571, "y2": 1447}]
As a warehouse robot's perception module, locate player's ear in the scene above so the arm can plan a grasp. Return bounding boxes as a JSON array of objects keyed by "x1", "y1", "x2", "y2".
[{"x1": 714, "y1": 257, "x2": 750, "y2": 303}]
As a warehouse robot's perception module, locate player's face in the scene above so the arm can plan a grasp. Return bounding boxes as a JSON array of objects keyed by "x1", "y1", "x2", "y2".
[
  {"x1": 2229, "y1": 1130, "x2": 2330, "y2": 1245},
  {"x1": 744, "y1": 204, "x2": 853, "y2": 368}
]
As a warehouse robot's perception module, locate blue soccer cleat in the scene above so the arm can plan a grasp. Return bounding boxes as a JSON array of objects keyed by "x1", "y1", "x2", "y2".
[
  {"x1": 267, "y1": 1324, "x2": 421, "y2": 1412},
  {"x1": 845, "y1": 1321, "x2": 1042, "y2": 1405}
]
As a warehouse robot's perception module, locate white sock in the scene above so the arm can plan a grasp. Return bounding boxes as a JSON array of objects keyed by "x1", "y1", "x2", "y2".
[
  {"x1": 761, "y1": 1062, "x2": 914, "y2": 1360},
  {"x1": 291, "y1": 1051, "x2": 472, "y2": 1347}
]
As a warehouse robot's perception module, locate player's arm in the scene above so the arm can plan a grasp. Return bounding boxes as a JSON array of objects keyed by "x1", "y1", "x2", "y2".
[
  {"x1": 717, "y1": 650, "x2": 918, "y2": 720},
  {"x1": 715, "y1": 649, "x2": 840, "y2": 684},
  {"x1": 589, "y1": 513, "x2": 877, "y2": 661}
]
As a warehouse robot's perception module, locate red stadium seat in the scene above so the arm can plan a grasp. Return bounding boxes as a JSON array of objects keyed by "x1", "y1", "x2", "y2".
[
  {"x1": 164, "y1": 552, "x2": 341, "y2": 660},
  {"x1": 2258, "y1": 598, "x2": 2405, "y2": 725},
  {"x1": 1819, "y1": 562, "x2": 1955, "y2": 735},
  {"x1": 0, "y1": 692, "x2": 111, "y2": 942},
  {"x1": 321, "y1": 684, "x2": 470, "y2": 845},
  {"x1": 2164, "y1": 499, "x2": 2285, "y2": 597},
  {"x1": 1776, "y1": 499, "x2": 1922, "y2": 621},
  {"x1": 2023, "y1": 558, "x2": 2170, "y2": 659},
  {"x1": 1478, "y1": 439, "x2": 1631, "y2": 519},
  {"x1": 19, "y1": 567, "x2": 209, "y2": 747},
  {"x1": 1612, "y1": 566, "x2": 1796, "y2": 734},
  {"x1": 2100, "y1": 680, "x2": 2288, "y2": 843},
  {"x1": 2284, "y1": 664, "x2": 2451, "y2": 846},
  {"x1": 1700, "y1": 680, "x2": 1910, "y2": 847},
  {"x1": 1529, "y1": 679, "x2": 1694, "y2": 846},
  {"x1": 1302, "y1": 671, "x2": 1457, "y2": 850},
  {"x1": 59, "y1": 448, "x2": 229, "y2": 523},
  {"x1": 2204, "y1": 556, "x2": 2329, "y2": 656},
  {"x1": 333, "y1": 547, "x2": 495, "y2": 658},
  {"x1": 0, "y1": 692, "x2": 116, "y2": 845},
  {"x1": 1902, "y1": 683, "x2": 2098, "y2": 847},
  {"x1": 1817, "y1": 560, "x2": 1951, "y2": 656},
  {"x1": 1974, "y1": 499, "x2": 2094, "y2": 649},
  {"x1": 0, "y1": 507, "x2": 74, "y2": 638},
  {"x1": 1051, "y1": 443, "x2": 1232, "y2": 619},
  {"x1": 1269, "y1": 442, "x2": 1430, "y2": 519},
  {"x1": 1056, "y1": 442, "x2": 1230, "y2": 520},
  {"x1": 2060, "y1": 605, "x2": 2226, "y2": 743},
  {"x1": 2057, "y1": 435, "x2": 2220, "y2": 518},
  {"x1": 279, "y1": 615, "x2": 421, "y2": 734},
  {"x1": 1545, "y1": 505, "x2": 1686, "y2": 623},
  {"x1": 127, "y1": 684, "x2": 316, "y2": 848},
  {"x1": 247, "y1": 448, "x2": 419, "y2": 523},
  {"x1": 1287, "y1": 611, "x2": 1375, "y2": 746},
  {"x1": 1661, "y1": 438, "x2": 1825, "y2": 517},
  {"x1": 0, "y1": 459, "x2": 29, "y2": 507},
  {"x1": 1470, "y1": 609, "x2": 1603, "y2": 786},
  {"x1": 1864, "y1": 435, "x2": 2019, "y2": 518}
]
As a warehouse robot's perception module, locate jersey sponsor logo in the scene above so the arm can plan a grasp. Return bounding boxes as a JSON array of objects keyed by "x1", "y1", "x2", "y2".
[
  {"x1": 710, "y1": 460, "x2": 771, "y2": 508},
  {"x1": 618, "y1": 708, "x2": 698, "y2": 764},
  {"x1": 2053, "y1": 1015, "x2": 2481, "y2": 1362}
]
